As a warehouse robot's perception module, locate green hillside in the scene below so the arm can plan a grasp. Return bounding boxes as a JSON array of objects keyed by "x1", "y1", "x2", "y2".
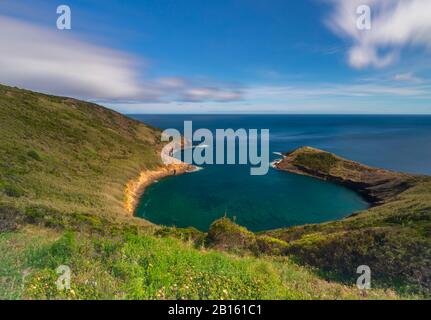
[
  {"x1": 0, "y1": 84, "x2": 423, "y2": 299},
  {"x1": 0, "y1": 84, "x2": 162, "y2": 222},
  {"x1": 268, "y1": 147, "x2": 431, "y2": 295}
]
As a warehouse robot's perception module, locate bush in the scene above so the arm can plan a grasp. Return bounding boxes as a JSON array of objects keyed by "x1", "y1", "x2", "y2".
[
  {"x1": 207, "y1": 218, "x2": 258, "y2": 253},
  {"x1": 4, "y1": 185, "x2": 24, "y2": 198},
  {"x1": 0, "y1": 206, "x2": 23, "y2": 232},
  {"x1": 155, "y1": 226, "x2": 207, "y2": 246},
  {"x1": 27, "y1": 150, "x2": 41, "y2": 161},
  {"x1": 293, "y1": 152, "x2": 339, "y2": 174},
  {"x1": 256, "y1": 236, "x2": 289, "y2": 255},
  {"x1": 285, "y1": 228, "x2": 431, "y2": 295}
]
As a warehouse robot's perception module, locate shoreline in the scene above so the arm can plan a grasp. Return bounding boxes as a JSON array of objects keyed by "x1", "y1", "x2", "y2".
[
  {"x1": 124, "y1": 137, "x2": 197, "y2": 215},
  {"x1": 274, "y1": 147, "x2": 413, "y2": 207},
  {"x1": 124, "y1": 162, "x2": 196, "y2": 216},
  {"x1": 275, "y1": 160, "x2": 377, "y2": 207}
]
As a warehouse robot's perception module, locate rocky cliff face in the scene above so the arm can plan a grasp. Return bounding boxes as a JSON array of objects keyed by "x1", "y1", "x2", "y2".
[{"x1": 275, "y1": 146, "x2": 414, "y2": 205}]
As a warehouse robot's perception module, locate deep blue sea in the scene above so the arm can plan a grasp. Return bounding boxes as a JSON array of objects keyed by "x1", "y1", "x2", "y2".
[{"x1": 130, "y1": 115, "x2": 431, "y2": 232}]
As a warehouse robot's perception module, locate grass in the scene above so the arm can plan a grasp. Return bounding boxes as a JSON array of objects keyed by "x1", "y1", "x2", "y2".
[
  {"x1": 0, "y1": 84, "x2": 162, "y2": 222},
  {"x1": 0, "y1": 84, "x2": 428, "y2": 299},
  {"x1": 0, "y1": 225, "x2": 60, "y2": 299},
  {"x1": 264, "y1": 170, "x2": 431, "y2": 295},
  {"x1": 293, "y1": 151, "x2": 339, "y2": 174},
  {"x1": 0, "y1": 226, "x2": 404, "y2": 300}
]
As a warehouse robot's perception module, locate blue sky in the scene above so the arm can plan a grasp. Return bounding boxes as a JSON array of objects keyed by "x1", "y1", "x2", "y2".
[{"x1": 0, "y1": 0, "x2": 430, "y2": 113}]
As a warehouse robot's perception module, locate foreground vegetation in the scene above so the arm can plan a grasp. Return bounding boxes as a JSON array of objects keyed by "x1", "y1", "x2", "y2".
[
  {"x1": 0, "y1": 84, "x2": 428, "y2": 299},
  {"x1": 1, "y1": 224, "x2": 403, "y2": 300}
]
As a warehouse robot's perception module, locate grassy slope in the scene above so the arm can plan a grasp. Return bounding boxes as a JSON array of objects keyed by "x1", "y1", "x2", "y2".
[
  {"x1": 266, "y1": 147, "x2": 431, "y2": 295},
  {"x1": 0, "y1": 84, "x2": 162, "y2": 223},
  {"x1": 0, "y1": 225, "x2": 60, "y2": 299},
  {"x1": 1, "y1": 226, "x2": 400, "y2": 300},
  {"x1": 0, "y1": 84, "x2": 416, "y2": 299}
]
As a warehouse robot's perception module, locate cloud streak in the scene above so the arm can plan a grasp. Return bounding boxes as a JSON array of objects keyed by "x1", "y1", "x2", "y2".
[
  {"x1": 326, "y1": 0, "x2": 431, "y2": 68},
  {"x1": 246, "y1": 82, "x2": 431, "y2": 99},
  {"x1": 0, "y1": 16, "x2": 241, "y2": 103}
]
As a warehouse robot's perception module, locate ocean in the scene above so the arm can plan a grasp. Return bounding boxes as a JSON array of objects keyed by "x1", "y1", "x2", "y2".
[{"x1": 130, "y1": 115, "x2": 431, "y2": 232}]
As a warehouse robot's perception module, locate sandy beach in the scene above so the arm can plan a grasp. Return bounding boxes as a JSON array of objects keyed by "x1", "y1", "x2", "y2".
[{"x1": 124, "y1": 148, "x2": 196, "y2": 215}]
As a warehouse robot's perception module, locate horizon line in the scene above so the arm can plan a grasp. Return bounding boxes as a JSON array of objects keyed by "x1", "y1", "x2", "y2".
[{"x1": 125, "y1": 113, "x2": 431, "y2": 116}]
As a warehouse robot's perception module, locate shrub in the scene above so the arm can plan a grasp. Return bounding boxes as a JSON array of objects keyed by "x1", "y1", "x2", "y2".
[
  {"x1": 155, "y1": 226, "x2": 207, "y2": 246},
  {"x1": 286, "y1": 228, "x2": 431, "y2": 295},
  {"x1": 0, "y1": 206, "x2": 23, "y2": 232},
  {"x1": 4, "y1": 185, "x2": 24, "y2": 198},
  {"x1": 27, "y1": 150, "x2": 42, "y2": 161},
  {"x1": 256, "y1": 236, "x2": 289, "y2": 255},
  {"x1": 207, "y1": 217, "x2": 258, "y2": 253},
  {"x1": 293, "y1": 152, "x2": 339, "y2": 174}
]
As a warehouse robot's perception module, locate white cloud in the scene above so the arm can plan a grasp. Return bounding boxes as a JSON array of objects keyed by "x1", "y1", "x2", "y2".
[
  {"x1": 246, "y1": 82, "x2": 429, "y2": 99},
  {"x1": 392, "y1": 72, "x2": 422, "y2": 82},
  {"x1": 108, "y1": 80, "x2": 431, "y2": 114},
  {"x1": 0, "y1": 16, "x2": 150, "y2": 101},
  {"x1": 155, "y1": 77, "x2": 242, "y2": 102},
  {"x1": 157, "y1": 77, "x2": 188, "y2": 89},
  {"x1": 326, "y1": 0, "x2": 431, "y2": 68},
  {"x1": 0, "y1": 16, "x2": 241, "y2": 103},
  {"x1": 183, "y1": 87, "x2": 242, "y2": 102}
]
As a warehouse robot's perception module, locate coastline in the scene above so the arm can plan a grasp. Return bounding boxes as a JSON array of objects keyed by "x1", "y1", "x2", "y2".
[
  {"x1": 124, "y1": 162, "x2": 196, "y2": 216},
  {"x1": 274, "y1": 146, "x2": 413, "y2": 206},
  {"x1": 264, "y1": 147, "x2": 431, "y2": 293},
  {"x1": 124, "y1": 136, "x2": 197, "y2": 215}
]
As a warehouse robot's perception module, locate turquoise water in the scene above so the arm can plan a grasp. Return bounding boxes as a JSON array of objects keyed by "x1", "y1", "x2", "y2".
[{"x1": 131, "y1": 115, "x2": 431, "y2": 232}]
